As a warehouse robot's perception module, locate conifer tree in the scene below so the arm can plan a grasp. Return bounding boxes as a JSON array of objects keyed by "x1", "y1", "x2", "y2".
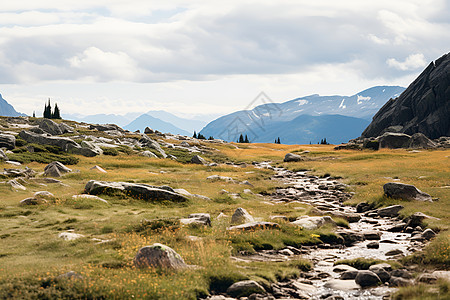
[
  {"x1": 193, "y1": 131, "x2": 197, "y2": 138},
  {"x1": 32, "y1": 111, "x2": 36, "y2": 118},
  {"x1": 277, "y1": 137, "x2": 281, "y2": 144},
  {"x1": 52, "y1": 103, "x2": 61, "y2": 119},
  {"x1": 43, "y1": 98, "x2": 52, "y2": 118},
  {"x1": 244, "y1": 135, "x2": 249, "y2": 143},
  {"x1": 238, "y1": 134, "x2": 244, "y2": 143}
]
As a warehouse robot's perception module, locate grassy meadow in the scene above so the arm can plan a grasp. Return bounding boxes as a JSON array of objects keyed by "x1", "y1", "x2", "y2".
[{"x1": 0, "y1": 139, "x2": 449, "y2": 299}]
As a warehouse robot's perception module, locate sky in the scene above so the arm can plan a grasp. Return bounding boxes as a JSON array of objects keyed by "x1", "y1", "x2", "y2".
[{"x1": 0, "y1": 0, "x2": 449, "y2": 120}]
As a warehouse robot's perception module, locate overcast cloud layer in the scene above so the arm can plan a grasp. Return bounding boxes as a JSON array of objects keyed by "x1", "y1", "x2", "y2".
[{"x1": 0, "y1": 0, "x2": 449, "y2": 118}]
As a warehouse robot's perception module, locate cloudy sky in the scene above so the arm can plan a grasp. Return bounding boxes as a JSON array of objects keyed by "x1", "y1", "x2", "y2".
[{"x1": 0, "y1": 0, "x2": 449, "y2": 119}]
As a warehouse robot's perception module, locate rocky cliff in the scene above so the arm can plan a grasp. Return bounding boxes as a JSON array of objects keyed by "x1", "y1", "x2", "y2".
[{"x1": 361, "y1": 53, "x2": 450, "y2": 139}]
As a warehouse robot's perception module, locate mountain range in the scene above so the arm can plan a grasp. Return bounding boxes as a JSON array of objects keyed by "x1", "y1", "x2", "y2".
[
  {"x1": 0, "y1": 93, "x2": 25, "y2": 117},
  {"x1": 199, "y1": 86, "x2": 405, "y2": 144}
]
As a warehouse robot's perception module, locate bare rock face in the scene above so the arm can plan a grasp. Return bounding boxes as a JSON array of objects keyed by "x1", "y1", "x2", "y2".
[
  {"x1": 355, "y1": 270, "x2": 382, "y2": 287},
  {"x1": 134, "y1": 243, "x2": 188, "y2": 269},
  {"x1": 378, "y1": 132, "x2": 411, "y2": 149},
  {"x1": 383, "y1": 182, "x2": 433, "y2": 202},
  {"x1": 362, "y1": 52, "x2": 450, "y2": 139},
  {"x1": 291, "y1": 216, "x2": 336, "y2": 230},
  {"x1": 35, "y1": 118, "x2": 63, "y2": 135},
  {"x1": 44, "y1": 161, "x2": 72, "y2": 177},
  {"x1": 191, "y1": 155, "x2": 207, "y2": 165}
]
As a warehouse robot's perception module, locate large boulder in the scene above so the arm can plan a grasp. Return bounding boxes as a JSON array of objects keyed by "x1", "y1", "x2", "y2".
[
  {"x1": 408, "y1": 133, "x2": 438, "y2": 149},
  {"x1": 291, "y1": 216, "x2": 336, "y2": 230},
  {"x1": 84, "y1": 180, "x2": 188, "y2": 202},
  {"x1": 180, "y1": 213, "x2": 211, "y2": 226},
  {"x1": 35, "y1": 118, "x2": 63, "y2": 135},
  {"x1": 227, "y1": 221, "x2": 280, "y2": 231},
  {"x1": 191, "y1": 155, "x2": 207, "y2": 165},
  {"x1": 284, "y1": 153, "x2": 303, "y2": 162},
  {"x1": 134, "y1": 243, "x2": 188, "y2": 269},
  {"x1": 361, "y1": 52, "x2": 450, "y2": 139},
  {"x1": 230, "y1": 207, "x2": 255, "y2": 225},
  {"x1": 139, "y1": 134, "x2": 166, "y2": 158},
  {"x1": 44, "y1": 161, "x2": 72, "y2": 174},
  {"x1": 378, "y1": 132, "x2": 411, "y2": 149},
  {"x1": 66, "y1": 141, "x2": 102, "y2": 157},
  {"x1": 226, "y1": 280, "x2": 265, "y2": 298},
  {"x1": 383, "y1": 182, "x2": 432, "y2": 202},
  {"x1": 89, "y1": 124, "x2": 124, "y2": 132},
  {"x1": 355, "y1": 270, "x2": 382, "y2": 287},
  {"x1": 19, "y1": 130, "x2": 78, "y2": 151},
  {"x1": 0, "y1": 133, "x2": 16, "y2": 150}
]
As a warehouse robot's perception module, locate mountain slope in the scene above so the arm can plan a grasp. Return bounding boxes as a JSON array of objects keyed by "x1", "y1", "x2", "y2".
[
  {"x1": 124, "y1": 114, "x2": 191, "y2": 136},
  {"x1": 146, "y1": 110, "x2": 207, "y2": 134},
  {"x1": 0, "y1": 93, "x2": 25, "y2": 117},
  {"x1": 200, "y1": 86, "x2": 404, "y2": 144},
  {"x1": 362, "y1": 53, "x2": 450, "y2": 139}
]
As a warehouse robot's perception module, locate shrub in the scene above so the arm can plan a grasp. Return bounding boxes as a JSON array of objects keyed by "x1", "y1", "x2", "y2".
[{"x1": 101, "y1": 147, "x2": 119, "y2": 156}]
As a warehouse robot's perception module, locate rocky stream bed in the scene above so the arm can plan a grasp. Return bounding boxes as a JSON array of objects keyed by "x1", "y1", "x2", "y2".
[{"x1": 212, "y1": 162, "x2": 442, "y2": 300}]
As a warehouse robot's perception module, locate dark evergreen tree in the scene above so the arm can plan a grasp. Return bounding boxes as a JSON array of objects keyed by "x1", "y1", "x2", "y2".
[
  {"x1": 277, "y1": 137, "x2": 281, "y2": 144},
  {"x1": 208, "y1": 136, "x2": 214, "y2": 140},
  {"x1": 193, "y1": 131, "x2": 197, "y2": 138},
  {"x1": 197, "y1": 133, "x2": 205, "y2": 139},
  {"x1": 244, "y1": 135, "x2": 249, "y2": 143},
  {"x1": 52, "y1": 103, "x2": 61, "y2": 119},
  {"x1": 43, "y1": 98, "x2": 52, "y2": 118},
  {"x1": 238, "y1": 134, "x2": 244, "y2": 143},
  {"x1": 32, "y1": 111, "x2": 36, "y2": 118}
]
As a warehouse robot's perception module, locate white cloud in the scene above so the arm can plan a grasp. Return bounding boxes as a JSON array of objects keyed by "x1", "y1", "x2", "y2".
[{"x1": 386, "y1": 53, "x2": 427, "y2": 71}]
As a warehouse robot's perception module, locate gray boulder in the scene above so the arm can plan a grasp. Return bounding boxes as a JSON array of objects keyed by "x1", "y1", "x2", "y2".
[
  {"x1": 191, "y1": 155, "x2": 207, "y2": 165},
  {"x1": 421, "y1": 228, "x2": 436, "y2": 240},
  {"x1": 19, "y1": 130, "x2": 78, "y2": 151},
  {"x1": 340, "y1": 270, "x2": 359, "y2": 280},
  {"x1": 180, "y1": 213, "x2": 211, "y2": 226},
  {"x1": 84, "y1": 180, "x2": 188, "y2": 202},
  {"x1": 44, "y1": 165, "x2": 62, "y2": 177},
  {"x1": 140, "y1": 150, "x2": 158, "y2": 158},
  {"x1": 368, "y1": 265, "x2": 390, "y2": 283},
  {"x1": 0, "y1": 133, "x2": 16, "y2": 150},
  {"x1": 384, "y1": 182, "x2": 432, "y2": 202},
  {"x1": 336, "y1": 229, "x2": 364, "y2": 246},
  {"x1": 389, "y1": 276, "x2": 413, "y2": 287},
  {"x1": 66, "y1": 141, "x2": 102, "y2": 157},
  {"x1": 139, "y1": 134, "x2": 167, "y2": 158},
  {"x1": 363, "y1": 231, "x2": 382, "y2": 240},
  {"x1": 89, "y1": 124, "x2": 124, "y2": 132},
  {"x1": 59, "y1": 123, "x2": 75, "y2": 134},
  {"x1": 284, "y1": 153, "x2": 303, "y2": 162},
  {"x1": 231, "y1": 207, "x2": 255, "y2": 225},
  {"x1": 226, "y1": 280, "x2": 265, "y2": 298},
  {"x1": 144, "y1": 127, "x2": 154, "y2": 134},
  {"x1": 44, "y1": 161, "x2": 72, "y2": 174},
  {"x1": 19, "y1": 197, "x2": 47, "y2": 205},
  {"x1": 378, "y1": 132, "x2": 411, "y2": 149},
  {"x1": 408, "y1": 133, "x2": 437, "y2": 149},
  {"x1": 134, "y1": 243, "x2": 188, "y2": 269},
  {"x1": 355, "y1": 270, "x2": 381, "y2": 287},
  {"x1": 377, "y1": 205, "x2": 404, "y2": 217},
  {"x1": 35, "y1": 118, "x2": 63, "y2": 135}
]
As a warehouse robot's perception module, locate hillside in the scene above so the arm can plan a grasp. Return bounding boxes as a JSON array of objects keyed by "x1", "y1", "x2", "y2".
[
  {"x1": 0, "y1": 93, "x2": 25, "y2": 117},
  {"x1": 200, "y1": 86, "x2": 404, "y2": 144},
  {"x1": 0, "y1": 116, "x2": 448, "y2": 299}
]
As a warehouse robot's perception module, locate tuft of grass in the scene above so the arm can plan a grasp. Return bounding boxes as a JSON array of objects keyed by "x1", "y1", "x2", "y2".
[
  {"x1": 402, "y1": 233, "x2": 450, "y2": 268},
  {"x1": 392, "y1": 279, "x2": 450, "y2": 300},
  {"x1": 334, "y1": 258, "x2": 401, "y2": 270},
  {"x1": 8, "y1": 152, "x2": 79, "y2": 165}
]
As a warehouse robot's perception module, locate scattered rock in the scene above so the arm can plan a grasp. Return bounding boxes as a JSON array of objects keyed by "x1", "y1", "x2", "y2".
[
  {"x1": 231, "y1": 207, "x2": 255, "y2": 225},
  {"x1": 226, "y1": 280, "x2": 266, "y2": 298},
  {"x1": 284, "y1": 153, "x2": 303, "y2": 162},
  {"x1": 323, "y1": 280, "x2": 359, "y2": 290},
  {"x1": 144, "y1": 127, "x2": 154, "y2": 134},
  {"x1": 340, "y1": 270, "x2": 358, "y2": 280},
  {"x1": 8, "y1": 179, "x2": 26, "y2": 190},
  {"x1": 383, "y1": 182, "x2": 433, "y2": 202},
  {"x1": 58, "y1": 232, "x2": 85, "y2": 241},
  {"x1": 206, "y1": 175, "x2": 235, "y2": 182},
  {"x1": 0, "y1": 149, "x2": 8, "y2": 161},
  {"x1": 355, "y1": 270, "x2": 382, "y2": 287},
  {"x1": 191, "y1": 155, "x2": 207, "y2": 165},
  {"x1": 417, "y1": 273, "x2": 438, "y2": 284},
  {"x1": 385, "y1": 249, "x2": 403, "y2": 256},
  {"x1": 376, "y1": 205, "x2": 404, "y2": 217},
  {"x1": 378, "y1": 132, "x2": 412, "y2": 149},
  {"x1": 19, "y1": 197, "x2": 47, "y2": 205},
  {"x1": 390, "y1": 269, "x2": 413, "y2": 279},
  {"x1": 44, "y1": 161, "x2": 72, "y2": 174},
  {"x1": 72, "y1": 194, "x2": 109, "y2": 204},
  {"x1": 44, "y1": 165, "x2": 62, "y2": 177},
  {"x1": 35, "y1": 118, "x2": 63, "y2": 135},
  {"x1": 389, "y1": 276, "x2": 413, "y2": 287},
  {"x1": 56, "y1": 271, "x2": 83, "y2": 280},
  {"x1": 333, "y1": 265, "x2": 358, "y2": 273},
  {"x1": 421, "y1": 228, "x2": 436, "y2": 240},
  {"x1": 367, "y1": 242, "x2": 380, "y2": 249},
  {"x1": 34, "y1": 191, "x2": 55, "y2": 200},
  {"x1": 336, "y1": 229, "x2": 364, "y2": 246},
  {"x1": 90, "y1": 165, "x2": 107, "y2": 173},
  {"x1": 363, "y1": 231, "x2": 382, "y2": 240},
  {"x1": 141, "y1": 150, "x2": 158, "y2": 158},
  {"x1": 180, "y1": 213, "x2": 211, "y2": 226},
  {"x1": 134, "y1": 243, "x2": 188, "y2": 270},
  {"x1": 291, "y1": 216, "x2": 336, "y2": 230}
]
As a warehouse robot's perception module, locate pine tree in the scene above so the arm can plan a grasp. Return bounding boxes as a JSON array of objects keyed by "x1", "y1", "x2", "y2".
[
  {"x1": 32, "y1": 111, "x2": 36, "y2": 118},
  {"x1": 244, "y1": 135, "x2": 249, "y2": 143},
  {"x1": 52, "y1": 103, "x2": 61, "y2": 119},
  {"x1": 43, "y1": 98, "x2": 52, "y2": 118},
  {"x1": 193, "y1": 131, "x2": 197, "y2": 138},
  {"x1": 208, "y1": 136, "x2": 214, "y2": 140},
  {"x1": 277, "y1": 137, "x2": 281, "y2": 144},
  {"x1": 238, "y1": 134, "x2": 244, "y2": 143}
]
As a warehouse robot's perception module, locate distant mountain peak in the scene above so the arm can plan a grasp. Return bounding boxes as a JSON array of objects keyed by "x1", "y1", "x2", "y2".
[{"x1": 0, "y1": 93, "x2": 25, "y2": 117}]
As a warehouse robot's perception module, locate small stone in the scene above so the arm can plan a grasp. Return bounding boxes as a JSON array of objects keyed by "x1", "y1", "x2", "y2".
[
  {"x1": 363, "y1": 231, "x2": 382, "y2": 240},
  {"x1": 340, "y1": 270, "x2": 358, "y2": 280},
  {"x1": 56, "y1": 271, "x2": 83, "y2": 280},
  {"x1": 417, "y1": 273, "x2": 438, "y2": 284},
  {"x1": 227, "y1": 280, "x2": 265, "y2": 298},
  {"x1": 231, "y1": 207, "x2": 254, "y2": 225},
  {"x1": 355, "y1": 270, "x2": 382, "y2": 287},
  {"x1": 134, "y1": 243, "x2": 188, "y2": 269},
  {"x1": 385, "y1": 249, "x2": 403, "y2": 256},
  {"x1": 58, "y1": 232, "x2": 85, "y2": 241},
  {"x1": 284, "y1": 153, "x2": 304, "y2": 162},
  {"x1": 190, "y1": 155, "x2": 207, "y2": 165},
  {"x1": 90, "y1": 165, "x2": 107, "y2": 173},
  {"x1": 367, "y1": 242, "x2": 380, "y2": 249},
  {"x1": 421, "y1": 228, "x2": 436, "y2": 240}
]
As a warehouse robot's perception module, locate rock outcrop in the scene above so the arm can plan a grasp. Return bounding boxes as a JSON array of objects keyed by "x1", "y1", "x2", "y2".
[
  {"x1": 383, "y1": 182, "x2": 433, "y2": 202},
  {"x1": 362, "y1": 52, "x2": 450, "y2": 139},
  {"x1": 84, "y1": 180, "x2": 188, "y2": 202},
  {"x1": 0, "y1": 133, "x2": 16, "y2": 150},
  {"x1": 134, "y1": 243, "x2": 188, "y2": 269}
]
